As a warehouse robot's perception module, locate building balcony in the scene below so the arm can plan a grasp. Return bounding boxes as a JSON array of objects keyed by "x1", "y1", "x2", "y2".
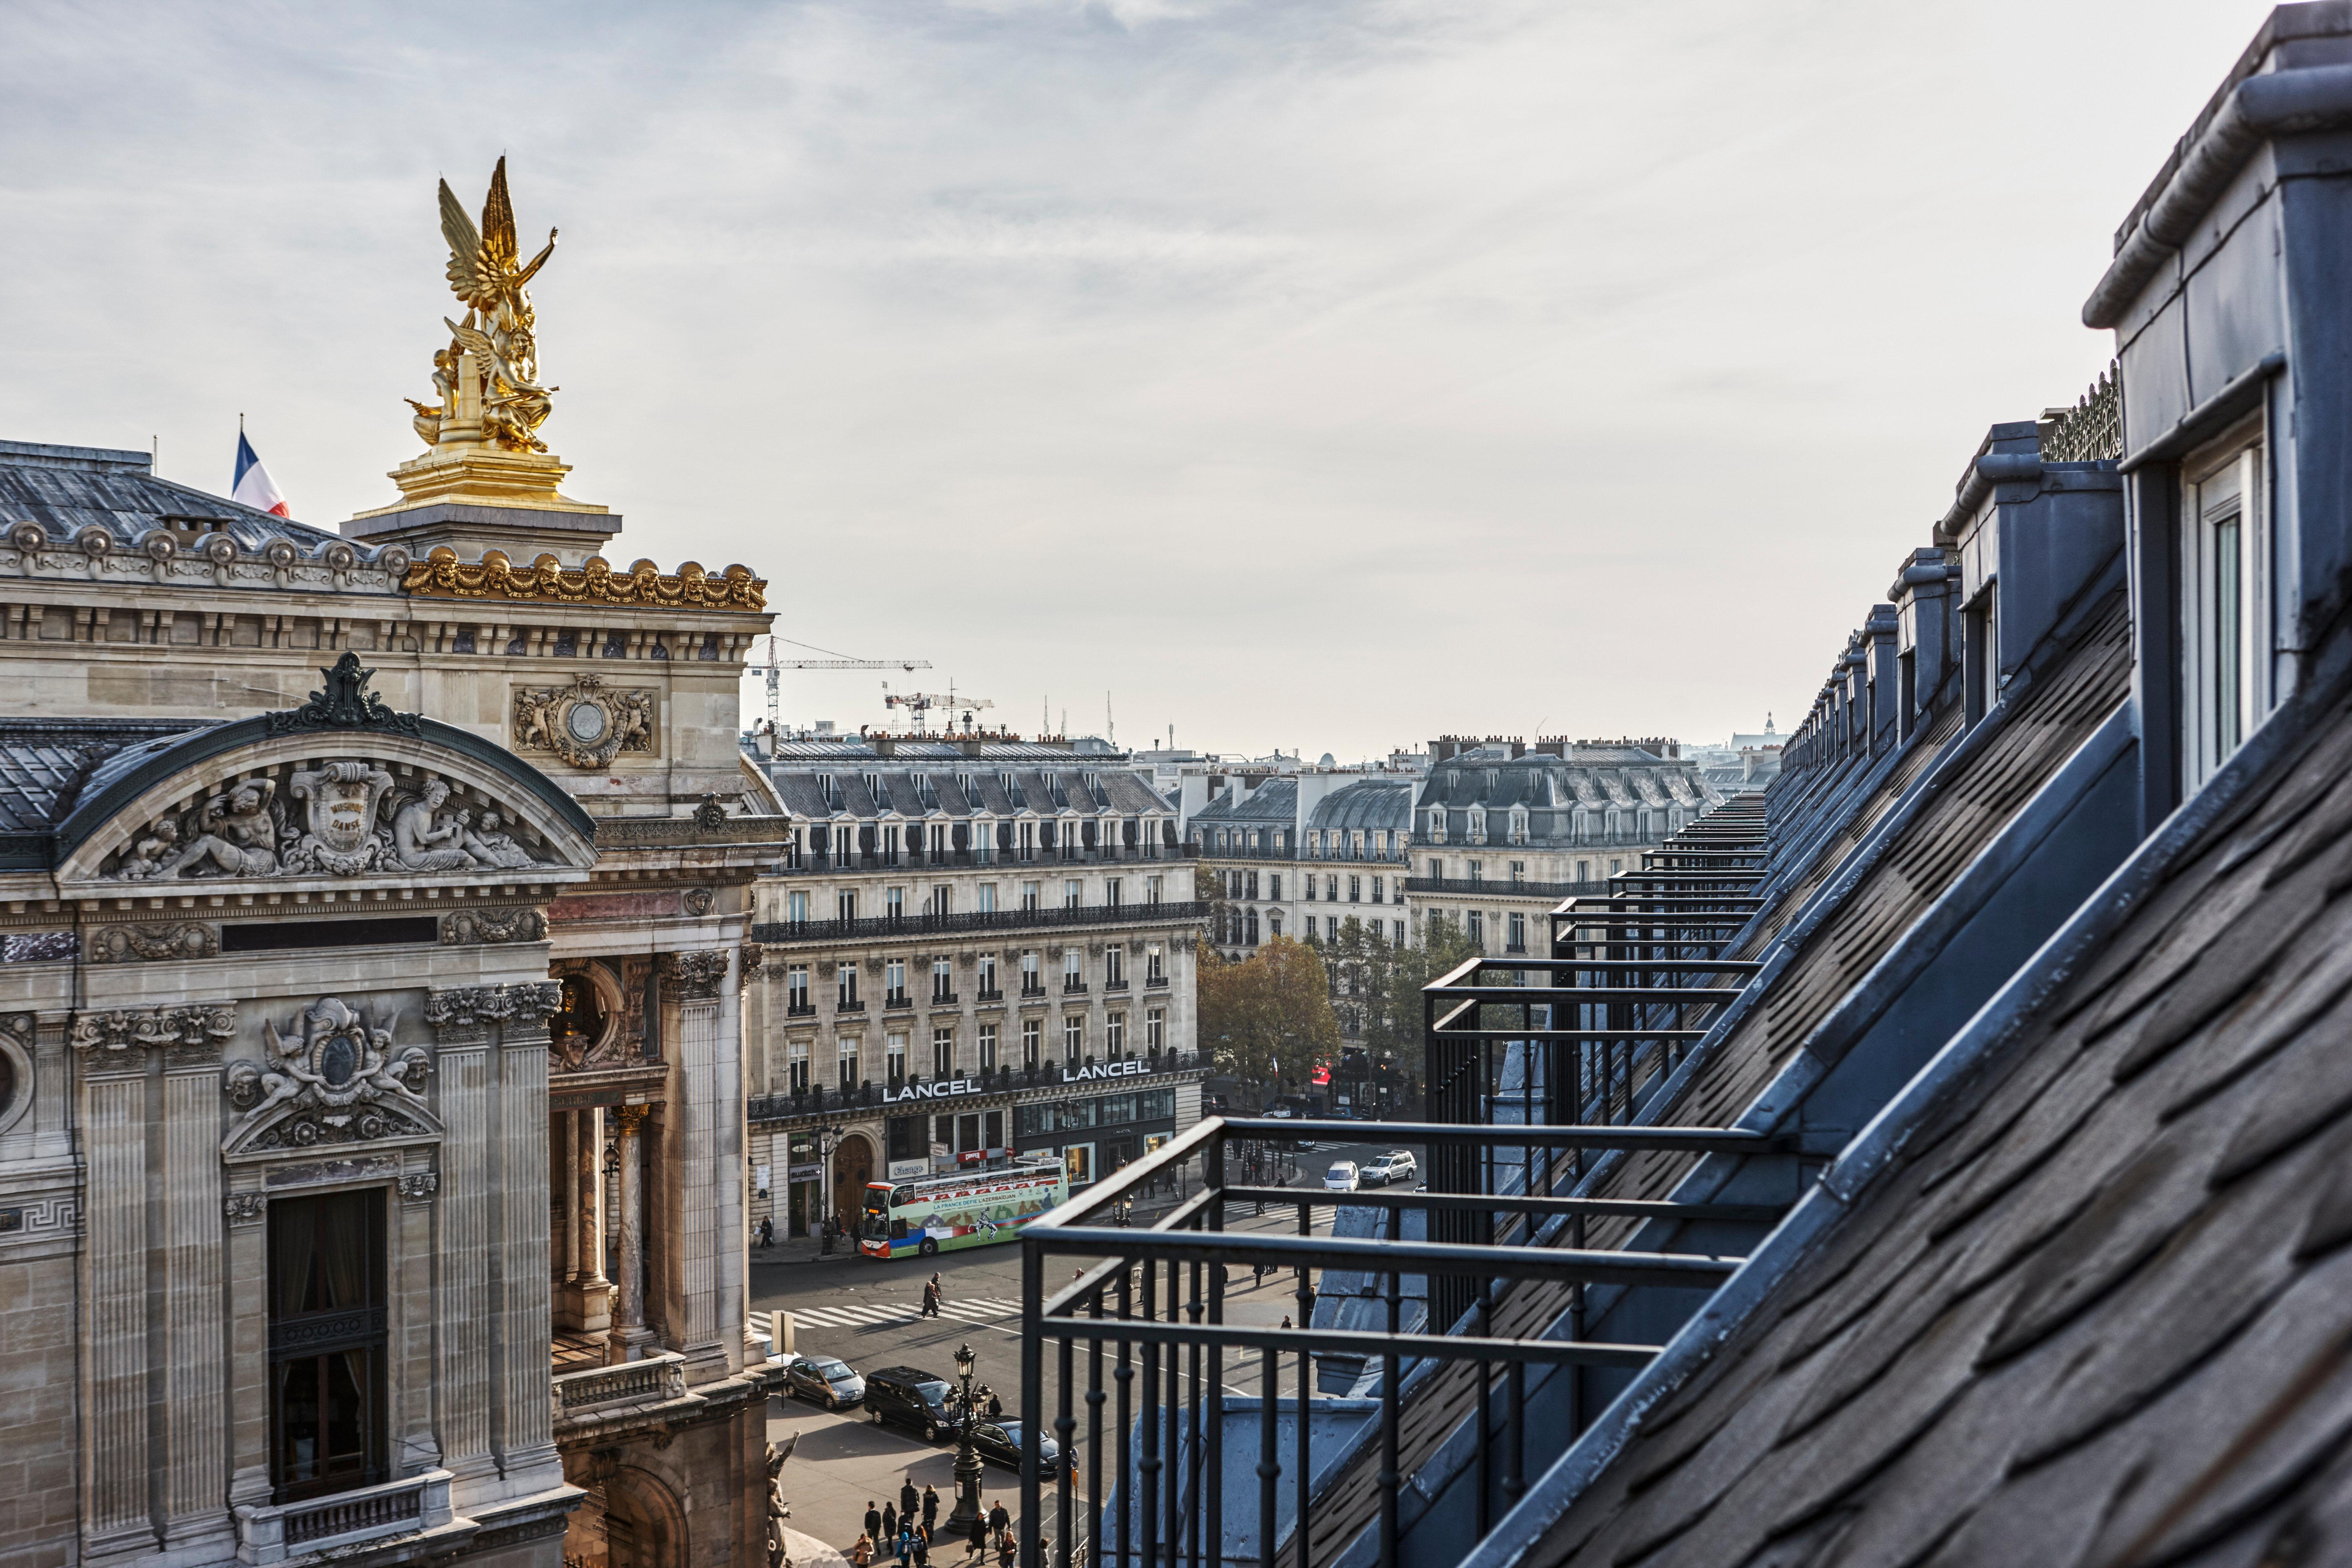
[
  {"x1": 750, "y1": 900, "x2": 1207, "y2": 946},
  {"x1": 232, "y1": 1470, "x2": 458, "y2": 1565},
  {"x1": 1404, "y1": 876, "x2": 1605, "y2": 900},
  {"x1": 931, "y1": 990, "x2": 959, "y2": 1006},
  {"x1": 746, "y1": 1050, "x2": 1210, "y2": 1124},
  {"x1": 1062, "y1": 980, "x2": 1089, "y2": 995},
  {"x1": 777, "y1": 846, "x2": 1195, "y2": 877},
  {"x1": 785, "y1": 1001, "x2": 817, "y2": 1018},
  {"x1": 976, "y1": 987, "x2": 1004, "y2": 1004},
  {"x1": 835, "y1": 998, "x2": 865, "y2": 1015}
]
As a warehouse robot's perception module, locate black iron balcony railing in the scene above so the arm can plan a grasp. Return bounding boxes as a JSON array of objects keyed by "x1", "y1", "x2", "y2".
[
  {"x1": 1404, "y1": 876, "x2": 1607, "y2": 900},
  {"x1": 1015, "y1": 1116, "x2": 1786, "y2": 1568},
  {"x1": 1009, "y1": 799, "x2": 1784, "y2": 1568},
  {"x1": 750, "y1": 901, "x2": 1207, "y2": 946},
  {"x1": 748, "y1": 1049, "x2": 1209, "y2": 1123},
  {"x1": 778, "y1": 845, "x2": 1196, "y2": 876}
]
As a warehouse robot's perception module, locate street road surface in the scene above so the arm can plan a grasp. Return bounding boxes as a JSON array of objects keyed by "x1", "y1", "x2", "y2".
[{"x1": 753, "y1": 1138, "x2": 1418, "y2": 1557}]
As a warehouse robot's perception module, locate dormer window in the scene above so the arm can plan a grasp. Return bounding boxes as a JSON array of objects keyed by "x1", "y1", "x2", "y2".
[
  {"x1": 863, "y1": 772, "x2": 882, "y2": 799},
  {"x1": 2182, "y1": 427, "x2": 2271, "y2": 789}
]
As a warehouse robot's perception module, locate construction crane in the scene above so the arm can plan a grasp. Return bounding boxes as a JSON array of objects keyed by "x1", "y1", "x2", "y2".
[
  {"x1": 882, "y1": 689, "x2": 995, "y2": 735},
  {"x1": 745, "y1": 637, "x2": 930, "y2": 732}
]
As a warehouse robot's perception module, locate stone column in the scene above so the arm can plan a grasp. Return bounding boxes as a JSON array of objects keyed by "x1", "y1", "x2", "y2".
[
  {"x1": 660, "y1": 950, "x2": 730, "y2": 1376},
  {"x1": 573, "y1": 1106, "x2": 611, "y2": 1333},
  {"x1": 224, "y1": 1187, "x2": 271, "y2": 1509},
  {"x1": 609, "y1": 1104, "x2": 654, "y2": 1363},
  {"x1": 496, "y1": 985, "x2": 561, "y2": 1479},
  {"x1": 161, "y1": 1032, "x2": 230, "y2": 1556},
  {"x1": 423, "y1": 989, "x2": 497, "y2": 1489},
  {"x1": 72, "y1": 1022, "x2": 152, "y2": 1560},
  {"x1": 395, "y1": 1167, "x2": 442, "y2": 1480}
]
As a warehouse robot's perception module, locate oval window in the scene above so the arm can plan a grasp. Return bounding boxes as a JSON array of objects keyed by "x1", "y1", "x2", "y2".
[{"x1": 566, "y1": 702, "x2": 609, "y2": 743}]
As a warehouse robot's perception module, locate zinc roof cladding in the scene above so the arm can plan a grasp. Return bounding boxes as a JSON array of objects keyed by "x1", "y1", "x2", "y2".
[
  {"x1": 0, "y1": 718, "x2": 208, "y2": 832},
  {"x1": 1305, "y1": 780, "x2": 1413, "y2": 833},
  {"x1": 0, "y1": 441, "x2": 394, "y2": 568},
  {"x1": 756, "y1": 763, "x2": 1169, "y2": 821},
  {"x1": 1191, "y1": 778, "x2": 1299, "y2": 823},
  {"x1": 1522, "y1": 663, "x2": 2352, "y2": 1568},
  {"x1": 1416, "y1": 755, "x2": 1712, "y2": 813},
  {"x1": 1591, "y1": 585, "x2": 2131, "y2": 1234},
  {"x1": 1303, "y1": 588, "x2": 2128, "y2": 1561}
]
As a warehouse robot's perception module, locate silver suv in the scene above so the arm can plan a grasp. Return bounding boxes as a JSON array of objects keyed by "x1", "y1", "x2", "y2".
[{"x1": 1360, "y1": 1150, "x2": 1417, "y2": 1187}]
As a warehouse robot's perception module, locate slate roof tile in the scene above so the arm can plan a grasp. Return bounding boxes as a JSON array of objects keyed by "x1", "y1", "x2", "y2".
[{"x1": 1518, "y1": 680, "x2": 2352, "y2": 1568}]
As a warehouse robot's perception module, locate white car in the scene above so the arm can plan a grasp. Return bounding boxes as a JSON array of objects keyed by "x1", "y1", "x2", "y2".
[
  {"x1": 1324, "y1": 1161, "x2": 1359, "y2": 1192},
  {"x1": 1361, "y1": 1151, "x2": 1416, "y2": 1188}
]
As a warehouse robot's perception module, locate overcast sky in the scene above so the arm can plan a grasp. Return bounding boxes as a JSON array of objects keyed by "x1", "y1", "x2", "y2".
[{"x1": 0, "y1": 0, "x2": 2280, "y2": 758}]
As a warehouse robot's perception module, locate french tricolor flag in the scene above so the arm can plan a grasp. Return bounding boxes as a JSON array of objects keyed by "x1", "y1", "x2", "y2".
[{"x1": 232, "y1": 430, "x2": 289, "y2": 518}]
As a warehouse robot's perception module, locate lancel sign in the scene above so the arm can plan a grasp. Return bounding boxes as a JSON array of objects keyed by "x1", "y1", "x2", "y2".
[
  {"x1": 881, "y1": 1057, "x2": 1157, "y2": 1103},
  {"x1": 1060, "y1": 1058, "x2": 1150, "y2": 1084}
]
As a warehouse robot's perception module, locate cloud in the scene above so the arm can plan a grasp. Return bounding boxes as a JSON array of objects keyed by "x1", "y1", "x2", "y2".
[{"x1": 0, "y1": 0, "x2": 2283, "y2": 755}]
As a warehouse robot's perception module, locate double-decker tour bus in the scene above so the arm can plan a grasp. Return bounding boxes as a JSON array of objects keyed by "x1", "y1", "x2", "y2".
[{"x1": 860, "y1": 1156, "x2": 1069, "y2": 1260}]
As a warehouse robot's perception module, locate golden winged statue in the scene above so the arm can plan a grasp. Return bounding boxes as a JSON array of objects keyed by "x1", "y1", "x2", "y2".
[{"x1": 407, "y1": 157, "x2": 560, "y2": 453}]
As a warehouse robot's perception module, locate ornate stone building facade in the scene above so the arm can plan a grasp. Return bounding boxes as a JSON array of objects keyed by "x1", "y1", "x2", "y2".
[
  {"x1": 0, "y1": 170, "x2": 781, "y2": 1568},
  {"x1": 740, "y1": 741, "x2": 1207, "y2": 1222}
]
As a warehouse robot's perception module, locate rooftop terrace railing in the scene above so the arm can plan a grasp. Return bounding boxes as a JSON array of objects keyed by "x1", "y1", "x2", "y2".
[
  {"x1": 1015, "y1": 1114, "x2": 1783, "y2": 1568},
  {"x1": 1014, "y1": 797, "x2": 1783, "y2": 1568}
]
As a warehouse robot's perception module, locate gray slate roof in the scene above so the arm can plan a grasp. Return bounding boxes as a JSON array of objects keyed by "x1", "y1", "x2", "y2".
[
  {"x1": 0, "y1": 718, "x2": 210, "y2": 833},
  {"x1": 1307, "y1": 779, "x2": 1413, "y2": 833},
  {"x1": 1521, "y1": 653, "x2": 2352, "y2": 1568},
  {"x1": 1191, "y1": 779, "x2": 1298, "y2": 824},
  {"x1": 0, "y1": 439, "x2": 393, "y2": 562},
  {"x1": 758, "y1": 763, "x2": 1171, "y2": 821}
]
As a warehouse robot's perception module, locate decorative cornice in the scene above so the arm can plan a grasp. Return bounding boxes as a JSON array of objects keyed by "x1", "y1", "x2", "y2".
[
  {"x1": 439, "y1": 908, "x2": 547, "y2": 946},
  {"x1": 403, "y1": 545, "x2": 766, "y2": 612},
  {"x1": 659, "y1": 950, "x2": 729, "y2": 1001},
  {"x1": 424, "y1": 982, "x2": 564, "y2": 1027},
  {"x1": 88, "y1": 921, "x2": 219, "y2": 964},
  {"x1": 72, "y1": 1004, "x2": 235, "y2": 1055},
  {"x1": 263, "y1": 652, "x2": 423, "y2": 737}
]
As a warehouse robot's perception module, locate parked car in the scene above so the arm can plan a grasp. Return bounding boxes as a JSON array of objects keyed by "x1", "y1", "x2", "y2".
[
  {"x1": 970, "y1": 1419, "x2": 1060, "y2": 1478},
  {"x1": 783, "y1": 1355, "x2": 865, "y2": 1410},
  {"x1": 865, "y1": 1365, "x2": 965, "y2": 1442},
  {"x1": 1360, "y1": 1150, "x2": 1416, "y2": 1188},
  {"x1": 1324, "y1": 1161, "x2": 1359, "y2": 1192},
  {"x1": 1263, "y1": 1104, "x2": 1295, "y2": 1119}
]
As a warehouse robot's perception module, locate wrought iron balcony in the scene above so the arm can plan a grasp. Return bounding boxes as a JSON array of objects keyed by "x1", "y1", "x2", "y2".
[
  {"x1": 1009, "y1": 809, "x2": 1790, "y2": 1568},
  {"x1": 750, "y1": 901, "x2": 1207, "y2": 946},
  {"x1": 1013, "y1": 1116, "x2": 1785, "y2": 1568}
]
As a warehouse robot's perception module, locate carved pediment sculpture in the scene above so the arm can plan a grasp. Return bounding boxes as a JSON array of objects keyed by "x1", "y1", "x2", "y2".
[
  {"x1": 265, "y1": 652, "x2": 423, "y2": 738},
  {"x1": 513, "y1": 673, "x2": 655, "y2": 769},
  {"x1": 224, "y1": 996, "x2": 441, "y2": 1154},
  {"x1": 105, "y1": 763, "x2": 554, "y2": 882}
]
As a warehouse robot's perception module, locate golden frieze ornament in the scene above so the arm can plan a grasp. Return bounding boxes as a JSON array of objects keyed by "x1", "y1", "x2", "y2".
[
  {"x1": 403, "y1": 545, "x2": 767, "y2": 612},
  {"x1": 406, "y1": 157, "x2": 559, "y2": 456}
]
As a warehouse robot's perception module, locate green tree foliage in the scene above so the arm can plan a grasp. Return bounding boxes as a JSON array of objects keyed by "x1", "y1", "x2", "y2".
[
  {"x1": 1353, "y1": 911, "x2": 1484, "y2": 1090},
  {"x1": 1197, "y1": 934, "x2": 1343, "y2": 1093}
]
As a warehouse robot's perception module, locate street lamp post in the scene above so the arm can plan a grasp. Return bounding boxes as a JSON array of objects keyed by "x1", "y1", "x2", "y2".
[{"x1": 949, "y1": 1341, "x2": 983, "y2": 1541}]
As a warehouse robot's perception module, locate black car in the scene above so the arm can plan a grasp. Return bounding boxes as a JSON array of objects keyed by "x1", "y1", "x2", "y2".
[
  {"x1": 783, "y1": 1355, "x2": 866, "y2": 1410},
  {"x1": 969, "y1": 1419, "x2": 1059, "y2": 1478},
  {"x1": 865, "y1": 1365, "x2": 965, "y2": 1442}
]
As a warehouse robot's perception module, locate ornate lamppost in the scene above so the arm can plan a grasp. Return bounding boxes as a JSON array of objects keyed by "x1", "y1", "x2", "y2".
[{"x1": 949, "y1": 1341, "x2": 984, "y2": 1539}]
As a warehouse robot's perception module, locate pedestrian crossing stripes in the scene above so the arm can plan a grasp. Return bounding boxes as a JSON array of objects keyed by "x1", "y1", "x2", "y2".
[{"x1": 782, "y1": 1295, "x2": 1025, "y2": 1331}]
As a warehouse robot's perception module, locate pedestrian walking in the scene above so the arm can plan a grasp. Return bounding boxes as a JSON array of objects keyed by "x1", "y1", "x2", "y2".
[
  {"x1": 1281, "y1": 1315, "x2": 1292, "y2": 1330},
  {"x1": 852, "y1": 1534, "x2": 874, "y2": 1567},
  {"x1": 986, "y1": 1389, "x2": 1003, "y2": 1419},
  {"x1": 866, "y1": 1502, "x2": 883, "y2": 1542},
  {"x1": 913, "y1": 1526, "x2": 931, "y2": 1568},
  {"x1": 921, "y1": 1280, "x2": 940, "y2": 1317},
  {"x1": 882, "y1": 1503, "x2": 898, "y2": 1543},
  {"x1": 895, "y1": 1527, "x2": 913, "y2": 1567},
  {"x1": 922, "y1": 1483, "x2": 940, "y2": 1532},
  {"x1": 901, "y1": 1478, "x2": 921, "y2": 1521}
]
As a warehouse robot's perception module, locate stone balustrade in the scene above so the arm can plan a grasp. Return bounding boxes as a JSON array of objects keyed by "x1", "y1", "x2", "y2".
[
  {"x1": 231, "y1": 1468, "x2": 454, "y2": 1564},
  {"x1": 552, "y1": 1349, "x2": 689, "y2": 1423}
]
